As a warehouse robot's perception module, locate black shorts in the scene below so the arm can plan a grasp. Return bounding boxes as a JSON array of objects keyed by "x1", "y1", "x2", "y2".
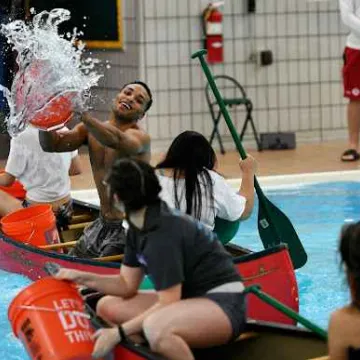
[
  {"x1": 202, "y1": 292, "x2": 246, "y2": 341},
  {"x1": 68, "y1": 216, "x2": 126, "y2": 258}
]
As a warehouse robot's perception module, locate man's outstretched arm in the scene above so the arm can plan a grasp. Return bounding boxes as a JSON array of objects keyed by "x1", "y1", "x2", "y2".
[
  {"x1": 39, "y1": 122, "x2": 88, "y2": 152},
  {"x1": 81, "y1": 112, "x2": 150, "y2": 155}
]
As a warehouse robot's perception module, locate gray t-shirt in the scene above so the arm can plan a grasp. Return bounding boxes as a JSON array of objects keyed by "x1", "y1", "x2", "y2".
[{"x1": 123, "y1": 200, "x2": 241, "y2": 298}]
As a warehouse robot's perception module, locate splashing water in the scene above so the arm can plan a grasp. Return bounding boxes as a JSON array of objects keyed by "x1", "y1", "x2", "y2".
[{"x1": 0, "y1": 8, "x2": 103, "y2": 136}]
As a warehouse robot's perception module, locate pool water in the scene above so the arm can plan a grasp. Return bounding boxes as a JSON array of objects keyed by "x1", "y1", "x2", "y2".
[
  {"x1": 233, "y1": 181, "x2": 359, "y2": 329},
  {"x1": 1, "y1": 181, "x2": 359, "y2": 358}
]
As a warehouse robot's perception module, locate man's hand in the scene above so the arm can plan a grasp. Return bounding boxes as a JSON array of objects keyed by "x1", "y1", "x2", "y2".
[
  {"x1": 92, "y1": 327, "x2": 121, "y2": 359},
  {"x1": 54, "y1": 268, "x2": 89, "y2": 284},
  {"x1": 238, "y1": 154, "x2": 257, "y2": 174}
]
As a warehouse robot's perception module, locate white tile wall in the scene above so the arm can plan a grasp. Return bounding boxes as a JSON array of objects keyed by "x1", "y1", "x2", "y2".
[{"x1": 90, "y1": 0, "x2": 349, "y2": 148}]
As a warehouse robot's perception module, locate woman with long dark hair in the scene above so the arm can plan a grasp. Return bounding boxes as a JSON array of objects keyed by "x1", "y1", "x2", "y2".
[
  {"x1": 156, "y1": 131, "x2": 256, "y2": 230},
  {"x1": 328, "y1": 222, "x2": 360, "y2": 359},
  {"x1": 54, "y1": 158, "x2": 246, "y2": 360}
]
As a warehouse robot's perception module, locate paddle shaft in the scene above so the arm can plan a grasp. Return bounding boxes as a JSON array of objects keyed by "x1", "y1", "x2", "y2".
[
  {"x1": 245, "y1": 285, "x2": 328, "y2": 340},
  {"x1": 191, "y1": 50, "x2": 281, "y2": 242},
  {"x1": 94, "y1": 254, "x2": 124, "y2": 262},
  {"x1": 40, "y1": 241, "x2": 77, "y2": 250},
  {"x1": 40, "y1": 243, "x2": 123, "y2": 261}
]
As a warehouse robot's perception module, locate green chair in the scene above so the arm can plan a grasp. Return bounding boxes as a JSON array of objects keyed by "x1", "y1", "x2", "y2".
[{"x1": 205, "y1": 75, "x2": 262, "y2": 154}]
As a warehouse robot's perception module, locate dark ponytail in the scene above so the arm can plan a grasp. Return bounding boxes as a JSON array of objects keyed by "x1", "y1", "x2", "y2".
[{"x1": 156, "y1": 131, "x2": 216, "y2": 219}]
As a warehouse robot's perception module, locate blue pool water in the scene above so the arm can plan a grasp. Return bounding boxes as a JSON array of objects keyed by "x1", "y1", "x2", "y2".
[
  {"x1": 1, "y1": 181, "x2": 359, "y2": 358},
  {"x1": 233, "y1": 181, "x2": 358, "y2": 328}
]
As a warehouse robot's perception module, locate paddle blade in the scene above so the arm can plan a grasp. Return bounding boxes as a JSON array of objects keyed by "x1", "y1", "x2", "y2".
[
  {"x1": 213, "y1": 217, "x2": 240, "y2": 245},
  {"x1": 258, "y1": 198, "x2": 308, "y2": 269}
]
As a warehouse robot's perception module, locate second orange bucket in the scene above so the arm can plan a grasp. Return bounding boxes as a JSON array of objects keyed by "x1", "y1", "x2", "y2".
[
  {"x1": 8, "y1": 277, "x2": 101, "y2": 360},
  {"x1": 0, "y1": 204, "x2": 60, "y2": 247}
]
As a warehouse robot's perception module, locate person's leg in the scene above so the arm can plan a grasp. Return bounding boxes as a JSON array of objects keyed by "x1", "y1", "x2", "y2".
[
  {"x1": 342, "y1": 47, "x2": 360, "y2": 161},
  {"x1": 346, "y1": 99, "x2": 360, "y2": 153},
  {"x1": 0, "y1": 189, "x2": 22, "y2": 217},
  {"x1": 142, "y1": 298, "x2": 235, "y2": 360},
  {"x1": 96, "y1": 292, "x2": 158, "y2": 324},
  {"x1": 68, "y1": 217, "x2": 102, "y2": 258},
  {"x1": 98, "y1": 220, "x2": 126, "y2": 257},
  {"x1": 96, "y1": 291, "x2": 158, "y2": 343}
]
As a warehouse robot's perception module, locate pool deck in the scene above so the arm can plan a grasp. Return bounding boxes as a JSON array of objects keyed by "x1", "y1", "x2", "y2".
[
  {"x1": 58, "y1": 139, "x2": 360, "y2": 190},
  {"x1": 1, "y1": 139, "x2": 360, "y2": 190}
]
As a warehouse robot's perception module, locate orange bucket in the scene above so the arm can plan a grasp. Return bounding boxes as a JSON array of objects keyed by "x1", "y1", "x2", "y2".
[
  {"x1": 0, "y1": 204, "x2": 60, "y2": 247},
  {"x1": 8, "y1": 278, "x2": 100, "y2": 360},
  {"x1": 15, "y1": 60, "x2": 75, "y2": 131},
  {"x1": 29, "y1": 93, "x2": 74, "y2": 131}
]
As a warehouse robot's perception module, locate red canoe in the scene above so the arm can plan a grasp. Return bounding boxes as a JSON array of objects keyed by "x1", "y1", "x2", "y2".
[
  {"x1": 0, "y1": 200, "x2": 299, "y2": 325},
  {"x1": 97, "y1": 321, "x2": 327, "y2": 360},
  {"x1": 83, "y1": 296, "x2": 326, "y2": 360}
]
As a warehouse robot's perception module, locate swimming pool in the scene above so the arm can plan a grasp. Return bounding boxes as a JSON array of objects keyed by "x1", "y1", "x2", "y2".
[
  {"x1": 233, "y1": 179, "x2": 357, "y2": 328},
  {"x1": 1, "y1": 174, "x2": 359, "y2": 358}
]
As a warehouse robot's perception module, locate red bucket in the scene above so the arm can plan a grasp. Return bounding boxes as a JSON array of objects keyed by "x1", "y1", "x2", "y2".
[
  {"x1": 29, "y1": 93, "x2": 74, "y2": 131},
  {"x1": 8, "y1": 278, "x2": 101, "y2": 360},
  {"x1": 15, "y1": 60, "x2": 75, "y2": 131},
  {"x1": 0, "y1": 204, "x2": 60, "y2": 247}
]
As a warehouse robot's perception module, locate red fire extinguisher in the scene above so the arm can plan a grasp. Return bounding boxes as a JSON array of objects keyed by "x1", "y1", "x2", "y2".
[{"x1": 202, "y1": 2, "x2": 224, "y2": 64}]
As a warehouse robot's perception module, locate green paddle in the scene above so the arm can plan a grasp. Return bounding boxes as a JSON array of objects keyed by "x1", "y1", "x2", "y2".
[
  {"x1": 191, "y1": 49, "x2": 307, "y2": 269},
  {"x1": 244, "y1": 285, "x2": 327, "y2": 340}
]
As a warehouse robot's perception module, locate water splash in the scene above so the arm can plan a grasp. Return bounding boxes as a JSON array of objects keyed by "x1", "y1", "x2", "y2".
[{"x1": 0, "y1": 8, "x2": 103, "y2": 136}]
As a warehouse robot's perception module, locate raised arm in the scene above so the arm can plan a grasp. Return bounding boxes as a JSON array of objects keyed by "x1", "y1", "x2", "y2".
[
  {"x1": 238, "y1": 155, "x2": 256, "y2": 220},
  {"x1": 39, "y1": 122, "x2": 88, "y2": 152},
  {"x1": 81, "y1": 112, "x2": 150, "y2": 155},
  {"x1": 339, "y1": 0, "x2": 360, "y2": 38}
]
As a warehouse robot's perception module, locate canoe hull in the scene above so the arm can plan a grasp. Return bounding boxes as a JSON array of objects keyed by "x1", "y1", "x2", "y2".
[
  {"x1": 109, "y1": 321, "x2": 328, "y2": 360},
  {"x1": 0, "y1": 230, "x2": 298, "y2": 325}
]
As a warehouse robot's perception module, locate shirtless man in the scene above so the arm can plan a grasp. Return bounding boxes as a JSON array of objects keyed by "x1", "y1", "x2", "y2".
[{"x1": 39, "y1": 81, "x2": 153, "y2": 258}]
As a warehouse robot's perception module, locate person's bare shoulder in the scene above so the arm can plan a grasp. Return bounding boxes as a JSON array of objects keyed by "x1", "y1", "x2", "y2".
[
  {"x1": 329, "y1": 306, "x2": 360, "y2": 340},
  {"x1": 126, "y1": 126, "x2": 151, "y2": 145}
]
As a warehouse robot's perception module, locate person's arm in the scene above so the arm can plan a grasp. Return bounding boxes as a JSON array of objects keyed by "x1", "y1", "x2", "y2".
[
  {"x1": 81, "y1": 112, "x2": 150, "y2": 155},
  {"x1": 55, "y1": 265, "x2": 144, "y2": 298},
  {"x1": 68, "y1": 153, "x2": 82, "y2": 176},
  {"x1": 39, "y1": 122, "x2": 88, "y2": 152},
  {"x1": 0, "y1": 172, "x2": 15, "y2": 187},
  {"x1": 339, "y1": 0, "x2": 360, "y2": 38},
  {"x1": 238, "y1": 156, "x2": 256, "y2": 220},
  {"x1": 328, "y1": 310, "x2": 348, "y2": 360},
  {"x1": 3, "y1": 140, "x2": 26, "y2": 186}
]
